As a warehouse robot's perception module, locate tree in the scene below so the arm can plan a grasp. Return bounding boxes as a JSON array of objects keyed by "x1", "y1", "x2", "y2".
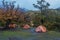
[
  {"x1": 33, "y1": 0, "x2": 50, "y2": 25},
  {"x1": 0, "y1": 0, "x2": 25, "y2": 27},
  {"x1": 33, "y1": 0, "x2": 50, "y2": 15}
]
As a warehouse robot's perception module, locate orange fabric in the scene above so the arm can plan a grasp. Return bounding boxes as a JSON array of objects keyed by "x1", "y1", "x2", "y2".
[
  {"x1": 23, "y1": 24, "x2": 30, "y2": 29},
  {"x1": 40, "y1": 25, "x2": 47, "y2": 32},
  {"x1": 35, "y1": 26, "x2": 41, "y2": 32},
  {"x1": 9, "y1": 24, "x2": 16, "y2": 28},
  {"x1": 35, "y1": 25, "x2": 47, "y2": 32}
]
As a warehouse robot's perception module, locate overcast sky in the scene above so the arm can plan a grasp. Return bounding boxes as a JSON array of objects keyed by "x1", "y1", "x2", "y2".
[{"x1": 0, "y1": 0, "x2": 60, "y2": 10}]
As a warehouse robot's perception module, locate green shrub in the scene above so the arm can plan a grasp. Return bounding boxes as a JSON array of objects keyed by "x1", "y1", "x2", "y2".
[{"x1": 0, "y1": 21, "x2": 5, "y2": 26}]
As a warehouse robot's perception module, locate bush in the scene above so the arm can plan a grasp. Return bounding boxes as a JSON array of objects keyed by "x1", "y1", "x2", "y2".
[{"x1": 0, "y1": 21, "x2": 5, "y2": 26}]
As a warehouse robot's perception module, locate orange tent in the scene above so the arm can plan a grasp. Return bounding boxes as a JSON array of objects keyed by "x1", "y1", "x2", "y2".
[
  {"x1": 9, "y1": 23, "x2": 16, "y2": 28},
  {"x1": 23, "y1": 24, "x2": 30, "y2": 29},
  {"x1": 35, "y1": 25, "x2": 47, "y2": 32}
]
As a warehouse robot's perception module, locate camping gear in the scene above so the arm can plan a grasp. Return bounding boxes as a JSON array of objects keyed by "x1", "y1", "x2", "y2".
[
  {"x1": 9, "y1": 23, "x2": 16, "y2": 28},
  {"x1": 23, "y1": 24, "x2": 30, "y2": 29},
  {"x1": 35, "y1": 25, "x2": 47, "y2": 32}
]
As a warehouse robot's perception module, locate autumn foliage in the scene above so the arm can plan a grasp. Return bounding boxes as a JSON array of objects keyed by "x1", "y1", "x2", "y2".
[{"x1": 0, "y1": 0, "x2": 25, "y2": 26}]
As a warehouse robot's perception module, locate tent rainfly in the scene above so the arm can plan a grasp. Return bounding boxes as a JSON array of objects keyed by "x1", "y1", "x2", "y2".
[
  {"x1": 23, "y1": 24, "x2": 30, "y2": 29},
  {"x1": 35, "y1": 25, "x2": 47, "y2": 33}
]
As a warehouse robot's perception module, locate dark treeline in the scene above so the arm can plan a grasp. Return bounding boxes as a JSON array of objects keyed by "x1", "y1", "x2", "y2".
[{"x1": 0, "y1": 0, "x2": 60, "y2": 31}]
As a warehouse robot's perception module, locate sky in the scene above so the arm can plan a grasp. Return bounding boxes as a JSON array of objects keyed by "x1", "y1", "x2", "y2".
[{"x1": 0, "y1": 0, "x2": 60, "y2": 10}]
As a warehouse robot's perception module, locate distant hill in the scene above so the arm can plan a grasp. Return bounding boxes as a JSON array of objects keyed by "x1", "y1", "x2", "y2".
[
  {"x1": 56, "y1": 7, "x2": 60, "y2": 10},
  {"x1": 19, "y1": 8, "x2": 28, "y2": 12}
]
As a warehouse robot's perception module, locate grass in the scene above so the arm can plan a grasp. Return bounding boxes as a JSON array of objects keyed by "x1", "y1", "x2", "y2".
[
  {"x1": 0, "y1": 30, "x2": 60, "y2": 40},
  {"x1": 1, "y1": 31, "x2": 32, "y2": 37},
  {"x1": 47, "y1": 31, "x2": 60, "y2": 37}
]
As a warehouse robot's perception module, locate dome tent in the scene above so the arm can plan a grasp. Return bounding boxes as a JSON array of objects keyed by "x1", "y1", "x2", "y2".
[
  {"x1": 23, "y1": 24, "x2": 30, "y2": 29},
  {"x1": 35, "y1": 25, "x2": 47, "y2": 33}
]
